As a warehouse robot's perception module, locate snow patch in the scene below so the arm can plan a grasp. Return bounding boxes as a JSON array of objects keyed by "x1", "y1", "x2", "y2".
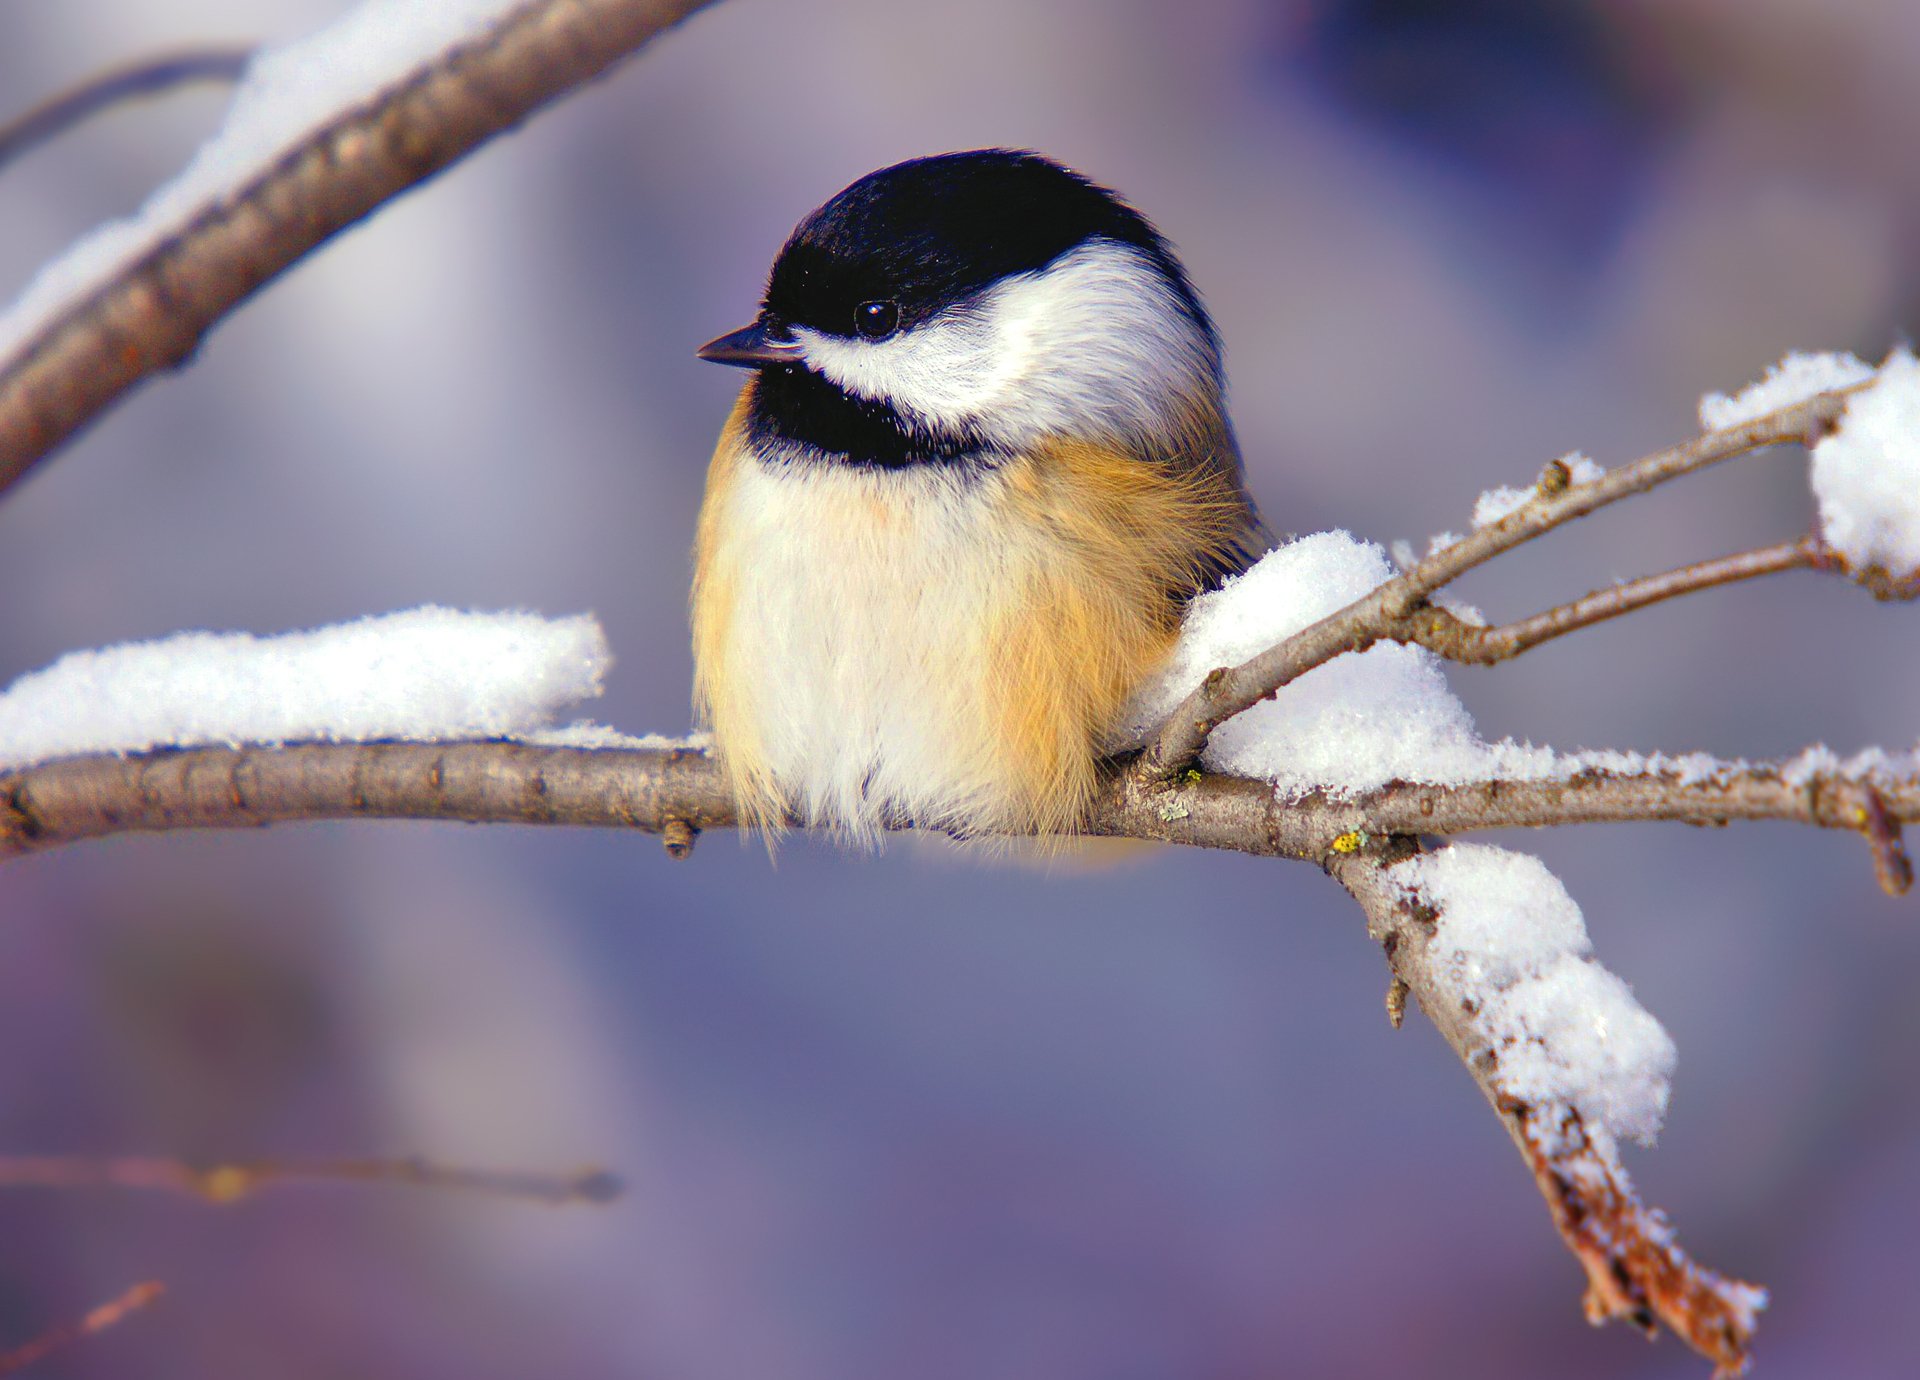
[
  {"x1": 1698, "y1": 350, "x2": 1874, "y2": 431},
  {"x1": 1389, "y1": 844, "x2": 1677, "y2": 1146},
  {"x1": 1119, "y1": 532, "x2": 1559, "y2": 794},
  {"x1": 0, "y1": 606, "x2": 614, "y2": 770},
  {"x1": 1811, "y1": 346, "x2": 1920, "y2": 577}
]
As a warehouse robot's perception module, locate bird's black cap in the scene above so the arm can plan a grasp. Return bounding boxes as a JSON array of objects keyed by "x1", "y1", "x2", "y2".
[{"x1": 759, "y1": 149, "x2": 1207, "y2": 340}]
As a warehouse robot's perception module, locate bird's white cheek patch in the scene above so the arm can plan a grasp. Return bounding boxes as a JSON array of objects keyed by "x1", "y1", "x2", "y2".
[
  {"x1": 789, "y1": 240, "x2": 1219, "y2": 448},
  {"x1": 794, "y1": 315, "x2": 1012, "y2": 428}
]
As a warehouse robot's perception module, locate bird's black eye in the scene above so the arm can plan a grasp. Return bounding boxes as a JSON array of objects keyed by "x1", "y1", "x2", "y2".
[{"x1": 855, "y1": 300, "x2": 900, "y2": 340}]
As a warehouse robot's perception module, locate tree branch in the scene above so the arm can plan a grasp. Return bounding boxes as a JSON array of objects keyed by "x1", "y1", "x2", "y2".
[
  {"x1": 0, "y1": 1153, "x2": 618, "y2": 1206},
  {"x1": 0, "y1": 1281, "x2": 164, "y2": 1378},
  {"x1": 1408, "y1": 536, "x2": 1827, "y2": 665},
  {"x1": 1335, "y1": 855, "x2": 1764, "y2": 1379},
  {"x1": 1137, "y1": 393, "x2": 1858, "y2": 778},
  {"x1": 0, "y1": 46, "x2": 253, "y2": 174},
  {"x1": 4, "y1": 739, "x2": 1914, "y2": 880},
  {"x1": 0, "y1": 0, "x2": 721, "y2": 494}
]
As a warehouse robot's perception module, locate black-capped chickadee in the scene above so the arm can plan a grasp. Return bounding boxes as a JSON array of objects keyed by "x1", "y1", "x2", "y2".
[{"x1": 694, "y1": 149, "x2": 1267, "y2": 843}]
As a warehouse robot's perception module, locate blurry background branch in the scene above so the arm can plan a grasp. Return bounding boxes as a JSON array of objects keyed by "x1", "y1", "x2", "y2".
[
  {"x1": 0, "y1": 46, "x2": 252, "y2": 174},
  {"x1": 0, "y1": 1153, "x2": 620, "y2": 1206},
  {"x1": 0, "y1": 1281, "x2": 165, "y2": 1378},
  {"x1": 0, "y1": 0, "x2": 721, "y2": 493}
]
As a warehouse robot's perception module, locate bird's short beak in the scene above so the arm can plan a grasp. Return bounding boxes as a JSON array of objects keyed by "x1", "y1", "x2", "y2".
[{"x1": 697, "y1": 321, "x2": 805, "y2": 368}]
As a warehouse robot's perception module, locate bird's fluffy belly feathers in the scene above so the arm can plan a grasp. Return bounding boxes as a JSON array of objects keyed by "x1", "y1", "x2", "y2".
[{"x1": 693, "y1": 402, "x2": 1245, "y2": 842}]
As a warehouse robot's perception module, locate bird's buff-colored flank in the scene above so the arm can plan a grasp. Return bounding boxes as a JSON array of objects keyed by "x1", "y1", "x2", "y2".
[{"x1": 693, "y1": 394, "x2": 1251, "y2": 844}]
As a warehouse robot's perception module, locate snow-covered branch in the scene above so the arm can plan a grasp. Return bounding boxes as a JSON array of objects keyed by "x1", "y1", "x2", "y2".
[
  {"x1": 1337, "y1": 853, "x2": 1764, "y2": 1380},
  {"x1": 0, "y1": 0, "x2": 719, "y2": 492},
  {"x1": 1138, "y1": 370, "x2": 1916, "y2": 778}
]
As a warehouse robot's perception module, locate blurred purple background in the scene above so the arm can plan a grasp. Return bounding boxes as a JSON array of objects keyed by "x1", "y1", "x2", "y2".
[{"x1": 3, "y1": 1, "x2": 1918, "y2": 1376}]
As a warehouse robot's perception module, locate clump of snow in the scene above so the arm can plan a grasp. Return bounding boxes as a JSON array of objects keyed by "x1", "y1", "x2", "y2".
[
  {"x1": 0, "y1": 607, "x2": 613, "y2": 771},
  {"x1": 1810, "y1": 346, "x2": 1920, "y2": 577},
  {"x1": 1470, "y1": 453, "x2": 1606, "y2": 530},
  {"x1": 0, "y1": 0, "x2": 528, "y2": 362},
  {"x1": 1125, "y1": 531, "x2": 1799, "y2": 797},
  {"x1": 1120, "y1": 532, "x2": 1557, "y2": 794},
  {"x1": 1564, "y1": 453, "x2": 1606, "y2": 487},
  {"x1": 1698, "y1": 350, "x2": 1874, "y2": 431},
  {"x1": 1389, "y1": 844, "x2": 1677, "y2": 1146},
  {"x1": 1471, "y1": 486, "x2": 1533, "y2": 529}
]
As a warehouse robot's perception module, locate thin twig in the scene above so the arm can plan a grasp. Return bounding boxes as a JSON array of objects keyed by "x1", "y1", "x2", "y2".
[
  {"x1": 0, "y1": 1281, "x2": 165, "y2": 1377},
  {"x1": 1137, "y1": 392, "x2": 1857, "y2": 778},
  {"x1": 0, "y1": 1153, "x2": 621, "y2": 1205},
  {"x1": 0, "y1": 0, "x2": 722, "y2": 495},
  {"x1": 0, "y1": 47, "x2": 253, "y2": 174},
  {"x1": 1405, "y1": 537, "x2": 1823, "y2": 665},
  {"x1": 1833, "y1": 783, "x2": 1915, "y2": 897}
]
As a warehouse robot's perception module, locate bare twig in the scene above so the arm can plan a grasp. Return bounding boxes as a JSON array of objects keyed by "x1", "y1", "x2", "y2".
[
  {"x1": 1335, "y1": 855, "x2": 1763, "y2": 1376},
  {"x1": 1406, "y1": 537, "x2": 1824, "y2": 665},
  {"x1": 1137, "y1": 393, "x2": 1857, "y2": 778},
  {"x1": 0, "y1": 1281, "x2": 165, "y2": 1377},
  {"x1": 0, "y1": 0, "x2": 722, "y2": 495},
  {"x1": 1834, "y1": 783, "x2": 1914, "y2": 897},
  {"x1": 0, "y1": 1153, "x2": 620, "y2": 1206},
  {"x1": 0, "y1": 741, "x2": 737, "y2": 861},
  {"x1": 0, "y1": 46, "x2": 253, "y2": 174}
]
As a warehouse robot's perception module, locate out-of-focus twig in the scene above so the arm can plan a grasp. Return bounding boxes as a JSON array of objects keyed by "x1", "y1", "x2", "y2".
[
  {"x1": 0, "y1": 1153, "x2": 621, "y2": 1205},
  {"x1": 0, "y1": 47, "x2": 252, "y2": 174},
  {"x1": 0, "y1": 0, "x2": 722, "y2": 496},
  {"x1": 0, "y1": 1281, "x2": 165, "y2": 1377}
]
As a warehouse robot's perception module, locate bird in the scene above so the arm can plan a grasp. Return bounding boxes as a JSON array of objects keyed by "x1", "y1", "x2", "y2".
[{"x1": 692, "y1": 149, "x2": 1267, "y2": 845}]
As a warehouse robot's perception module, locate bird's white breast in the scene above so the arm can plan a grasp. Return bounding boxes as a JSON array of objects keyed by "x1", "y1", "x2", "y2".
[{"x1": 699, "y1": 454, "x2": 1025, "y2": 840}]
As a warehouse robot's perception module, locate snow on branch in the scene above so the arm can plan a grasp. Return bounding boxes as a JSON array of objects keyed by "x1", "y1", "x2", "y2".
[
  {"x1": 1697, "y1": 350, "x2": 1876, "y2": 430},
  {"x1": 0, "y1": 606, "x2": 650, "y2": 771},
  {"x1": 1341, "y1": 852, "x2": 1766, "y2": 1377},
  {"x1": 1810, "y1": 347, "x2": 1920, "y2": 591},
  {"x1": 1137, "y1": 353, "x2": 1918, "y2": 781},
  {"x1": 0, "y1": 0, "x2": 720, "y2": 492},
  {"x1": 1386, "y1": 846, "x2": 1677, "y2": 1148}
]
